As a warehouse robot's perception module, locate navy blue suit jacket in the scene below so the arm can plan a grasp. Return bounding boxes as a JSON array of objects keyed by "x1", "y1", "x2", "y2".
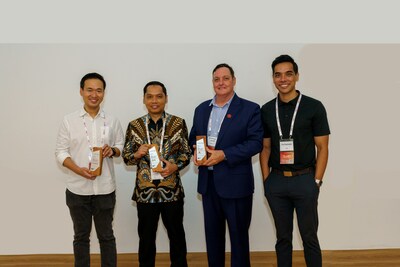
[{"x1": 189, "y1": 94, "x2": 263, "y2": 198}]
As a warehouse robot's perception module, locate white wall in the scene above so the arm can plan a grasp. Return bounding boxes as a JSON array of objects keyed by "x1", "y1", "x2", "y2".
[{"x1": 0, "y1": 44, "x2": 399, "y2": 255}]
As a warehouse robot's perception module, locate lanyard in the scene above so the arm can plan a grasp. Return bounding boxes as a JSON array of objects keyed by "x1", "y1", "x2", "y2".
[
  {"x1": 275, "y1": 93, "x2": 302, "y2": 139},
  {"x1": 82, "y1": 116, "x2": 106, "y2": 161},
  {"x1": 145, "y1": 116, "x2": 166, "y2": 156}
]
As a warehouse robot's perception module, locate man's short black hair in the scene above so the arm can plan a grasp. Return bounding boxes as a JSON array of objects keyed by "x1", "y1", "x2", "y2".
[
  {"x1": 271, "y1": 55, "x2": 299, "y2": 74},
  {"x1": 143, "y1": 81, "x2": 167, "y2": 96},
  {"x1": 212, "y1": 63, "x2": 235, "y2": 78},
  {"x1": 80, "y1": 72, "x2": 106, "y2": 89}
]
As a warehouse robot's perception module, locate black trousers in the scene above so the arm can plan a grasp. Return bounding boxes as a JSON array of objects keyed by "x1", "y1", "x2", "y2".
[
  {"x1": 264, "y1": 171, "x2": 321, "y2": 267},
  {"x1": 66, "y1": 189, "x2": 116, "y2": 267},
  {"x1": 136, "y1": 201, "x2": 188, "y2": 267}
]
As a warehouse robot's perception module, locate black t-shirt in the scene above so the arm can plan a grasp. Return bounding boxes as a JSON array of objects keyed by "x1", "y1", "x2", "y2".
[{"x1": 261, "y1": 91, "x2": 330, "y2": 171}]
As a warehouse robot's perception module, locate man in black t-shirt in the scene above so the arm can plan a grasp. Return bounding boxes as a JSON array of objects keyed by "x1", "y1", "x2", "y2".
[{"x1": 260, "y1": 55, "x2": 330, "y2": 267}]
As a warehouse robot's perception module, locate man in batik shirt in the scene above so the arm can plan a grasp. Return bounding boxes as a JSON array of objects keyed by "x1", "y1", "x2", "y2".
[{"x1": 122, "y1": 81, "x2": 191, "y2": 267}]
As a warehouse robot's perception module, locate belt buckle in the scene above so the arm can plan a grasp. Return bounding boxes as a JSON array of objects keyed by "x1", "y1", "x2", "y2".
[{"x1": 283, "y1": 171, "x2": 293, "y2": 177}]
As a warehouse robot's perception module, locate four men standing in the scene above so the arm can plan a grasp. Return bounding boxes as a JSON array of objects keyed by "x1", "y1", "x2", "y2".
[{"x1": 56, "y1": 55, "x2": 329, "y2": 267}]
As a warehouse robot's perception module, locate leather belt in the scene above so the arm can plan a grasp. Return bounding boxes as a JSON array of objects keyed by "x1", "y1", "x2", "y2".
[{"x1": 272, "y1": 167, "x2": 314, "y2": 177}]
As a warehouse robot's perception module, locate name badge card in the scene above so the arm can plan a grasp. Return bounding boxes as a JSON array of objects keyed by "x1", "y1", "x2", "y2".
[
  {"x1": 149, "y1": 144, "x2": 163, "y2": 172},
  {"x1": 207, "y1": 136, "x2": 217, "y2": 148},
  {"x1": 279, "y1": 139, "x2": 294, "y2": 164},
  {"x1": 150, "y1": 169, "x2": 164, "y2": 180},
  {"x1": 90, "y1": 147, "x2": 103, "y2": 176},
  {"x1": 196, "y1": 136, "x2": 207, "y2": 165}
]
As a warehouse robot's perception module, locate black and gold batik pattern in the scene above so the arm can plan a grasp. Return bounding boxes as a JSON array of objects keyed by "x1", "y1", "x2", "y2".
[{"x1": 122, "y1": 113, "x2": 191, "y2": 203}]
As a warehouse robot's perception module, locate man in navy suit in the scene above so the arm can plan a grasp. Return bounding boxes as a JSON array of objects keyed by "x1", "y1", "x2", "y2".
[{"x1": 189, "y1": 63, "x2": 263, "y2": 267}]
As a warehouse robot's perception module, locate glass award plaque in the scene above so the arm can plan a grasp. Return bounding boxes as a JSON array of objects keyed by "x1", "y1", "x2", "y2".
[
  {"x1": 196, "y1": 136, "x2": 207, "y2": 165},
  {"x1": 90, "y1": 147, "x2": 103, "y2": 176},
  {"x1": 148, "y1": 144, "x2": 163, "y2": 172}
]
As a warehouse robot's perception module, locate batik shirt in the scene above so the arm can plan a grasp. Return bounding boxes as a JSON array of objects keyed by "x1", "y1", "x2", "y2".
[{"x1": 122, "y1": 113, "x2": 191, "y2": 203}]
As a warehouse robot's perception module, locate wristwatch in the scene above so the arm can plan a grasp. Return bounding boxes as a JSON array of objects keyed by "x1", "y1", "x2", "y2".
[
  {"x1": 111, "y1": 147, "x2": 117, "y2": 158},
  {"x1": 315, "y1": 179, "x2": 323, "y2": 187}
]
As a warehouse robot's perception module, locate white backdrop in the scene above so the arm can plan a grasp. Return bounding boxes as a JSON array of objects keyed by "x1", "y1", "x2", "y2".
[{"x1": 0, "y1": 44, "x2": 399, "y2": 255}]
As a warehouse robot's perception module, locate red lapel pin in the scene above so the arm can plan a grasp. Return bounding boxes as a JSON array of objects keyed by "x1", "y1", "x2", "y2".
[{"x1": 227, "y1": 114, "x2": 232, "y2": 119}]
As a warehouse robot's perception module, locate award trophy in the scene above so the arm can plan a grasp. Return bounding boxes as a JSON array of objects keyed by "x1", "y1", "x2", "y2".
[
  {"x1": 196, "y1": 136, "x2": 207, "y2": 165},
  {"x1": 148, "y1": 144, "x2": 163, "y2": 172},
  {"x1": 90, "y1": 147, "x2": 103, "y2": 176}
]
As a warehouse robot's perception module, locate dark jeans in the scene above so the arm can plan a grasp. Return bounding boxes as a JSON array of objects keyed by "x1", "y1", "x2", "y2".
[
  {"x1": 202, "y1": 171, "x2": 252, "y2": 267},
  {"x1": 66, "y1": 189, "x2": 117, "y2": 267},
  {"x1": 264, "y1": 171, "x2": 321, "y2": 267},
  {"x1": 136, "y1": 201, "x2": 187, "y2": 267}
]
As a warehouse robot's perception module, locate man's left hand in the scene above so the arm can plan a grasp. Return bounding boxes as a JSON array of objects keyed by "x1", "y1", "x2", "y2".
[
  {"x1": 102, "y1": 144, "x2": 114, "y2": 158},
  {"x1": 160, "y1": 159, "x2": 178, "y2": 177},
  {"x1": 203, "y1": 147, "x2": 225, "y2": 166}
]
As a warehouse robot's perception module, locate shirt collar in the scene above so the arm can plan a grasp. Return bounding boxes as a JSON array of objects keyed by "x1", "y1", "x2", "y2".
[
  {"x1": 278, "y1": 90, "x2": 301, "y2": 106},
  {"x1": 209, "y1": 93, "x2": 235, "y2": 108},
  {"x1": 79, "y1": 107, "x2": 105, "y2": 118},
  {"x1": 146, "y1": 111, "x2": 166, "y2": 124}
]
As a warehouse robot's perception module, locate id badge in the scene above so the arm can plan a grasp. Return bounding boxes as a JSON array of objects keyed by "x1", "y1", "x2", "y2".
[
  {"x1": 150, "y1": 169, "x2": 163, "y2": 180},
  {"x1": 280, "y1": 139, "x2": 294, "y2": 164},
  {"x1": 88, "y1": 151, "x2": 93, "y2": 164},
  {"x1": 208, "y1": 136, "x2": 217, "y2": 148}
]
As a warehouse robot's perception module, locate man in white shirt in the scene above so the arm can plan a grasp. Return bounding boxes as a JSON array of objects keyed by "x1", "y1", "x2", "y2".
[{"x1": 55, "y1": 73, "x2": 124, "y2": 267}]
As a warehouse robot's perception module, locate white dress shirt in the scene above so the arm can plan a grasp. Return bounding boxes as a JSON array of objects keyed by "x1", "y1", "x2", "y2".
[{"x1": 55, "y1": 108, "x2": 124, "y2": 195}]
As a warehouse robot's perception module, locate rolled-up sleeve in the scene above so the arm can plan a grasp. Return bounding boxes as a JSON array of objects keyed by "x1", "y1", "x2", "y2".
[
  {"x1": 112, "y1": 119, "x2": 125, "y2": 155},
  {"x1": 55, "y1": 118, "x2": 71, "y2": 165}
]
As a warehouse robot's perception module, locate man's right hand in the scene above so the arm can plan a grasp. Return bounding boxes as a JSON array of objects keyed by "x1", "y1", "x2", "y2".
[
  {"x1": 63, "y1": 157, "x2": 96, "y2": 180},
  {"x1": 80, "y1": 167, "x2": 96, "y2": 180}
]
